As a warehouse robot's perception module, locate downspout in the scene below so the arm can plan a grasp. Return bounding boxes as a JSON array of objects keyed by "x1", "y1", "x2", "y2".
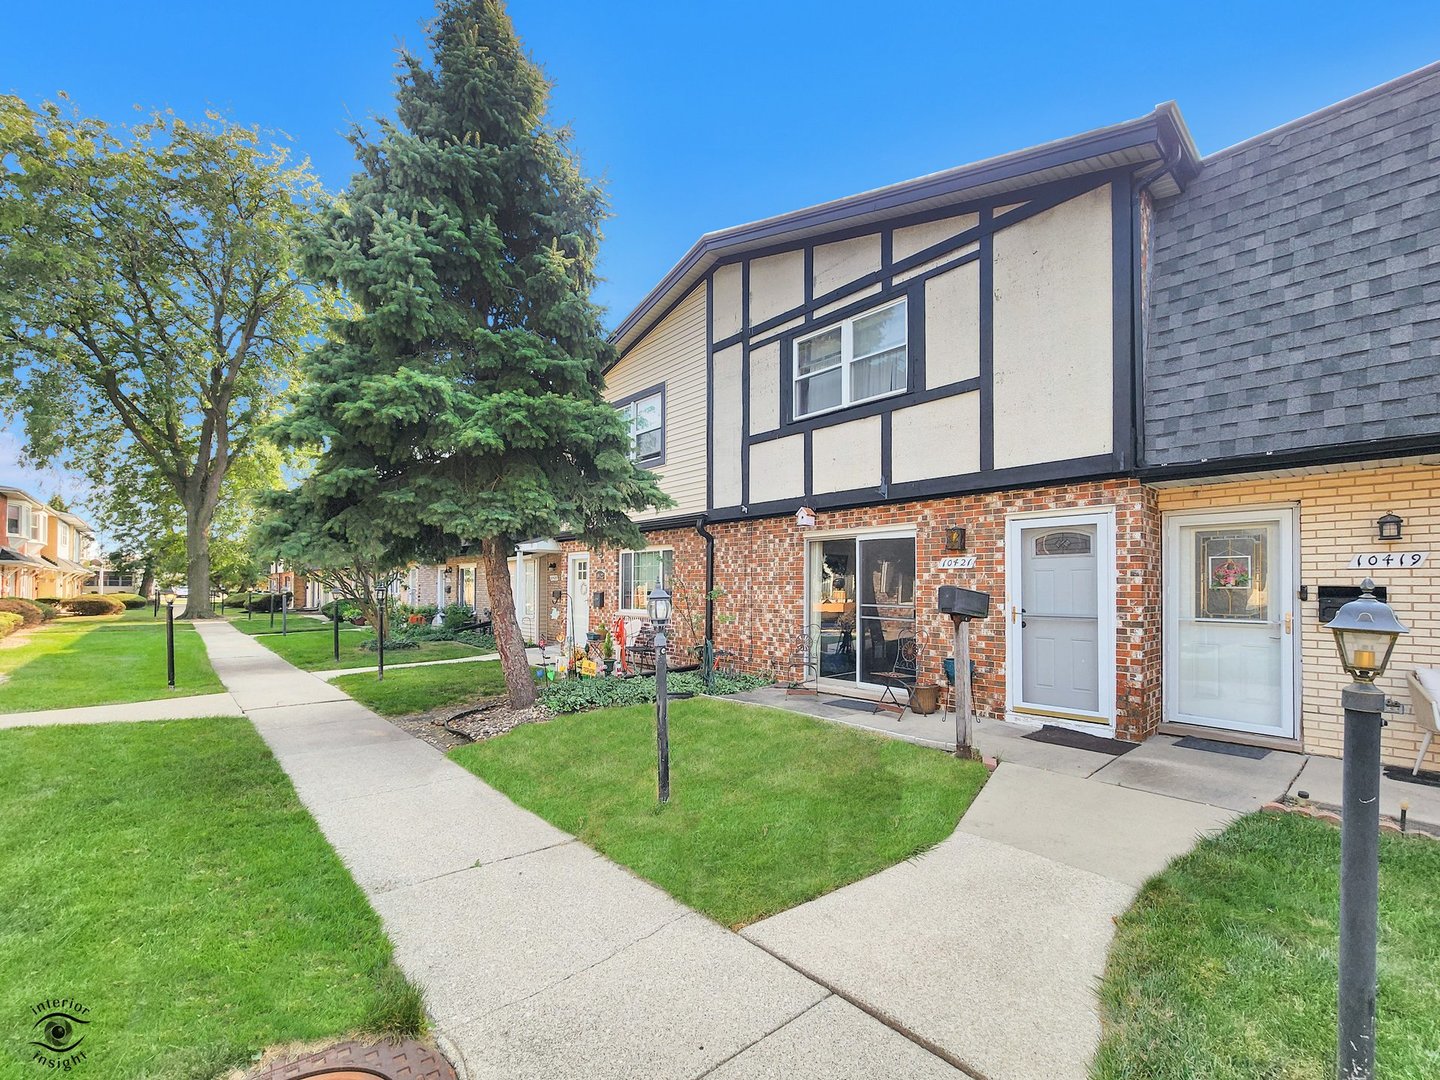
[{"x1": 694, "y1": 516, "x2": 717, "y2": 690}]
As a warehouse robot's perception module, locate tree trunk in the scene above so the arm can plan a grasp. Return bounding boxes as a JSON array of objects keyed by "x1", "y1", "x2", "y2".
[
  {"x1": 138, "y1": 556, "x2": 155, "y2": 601},
  {"x1": 179, "y1": 499, "x2": 216, "y2": 620},
  {"x1": 480, "y1": 537, "x2": 535, "y2": 709}
]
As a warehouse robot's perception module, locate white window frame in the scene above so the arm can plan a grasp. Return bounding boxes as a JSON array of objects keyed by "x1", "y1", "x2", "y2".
[
  {"x1": 616, "y1": 387, "x2": 665, "y2": 467},
  {"x1": 792, "y1": 297, "x2": 909, "y2": 421},
  {"x1": 6, "y1": 503, "x2": 27, "y2": 539},
  {"x1": 618, "y1": 547, "x2": 674, "y2": 615},
  {"x1": 30, "y1": 511, "x2": 45, "y2": 544}
]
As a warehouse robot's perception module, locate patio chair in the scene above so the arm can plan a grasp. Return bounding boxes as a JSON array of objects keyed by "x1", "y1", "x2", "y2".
[
  {"x1": 1405, "y1": 668, "x2": 1440, "y2": 775},
  {"x1": 871, "y1": 637, "x2": 918, "y2": 715},
  {"x1": 785, "y1": 624, "x2": 821, "y2": 694}
]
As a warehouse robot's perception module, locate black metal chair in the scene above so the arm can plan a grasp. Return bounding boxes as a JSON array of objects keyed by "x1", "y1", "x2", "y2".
[
  {"x1": 871, "y1": 637, "x2": 918, "y2": 714},
  {"x1": 785, "y1": 624, "x2": 821, "y2": 694}
]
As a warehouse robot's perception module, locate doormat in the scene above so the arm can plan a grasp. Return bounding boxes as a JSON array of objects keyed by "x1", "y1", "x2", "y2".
[
  {"x1": 1023, "y1": 725, "x2": 1137, "y2": 756},
  {"x1": 1383, "y1": 764, "x2": 1440, "y2": 788},
  {"x1": 824, "y1": 698, "x2": 880, "y2": 713},
  {"x1": 1174, "y1": 735, "x2": 1270, "y2": 759}
]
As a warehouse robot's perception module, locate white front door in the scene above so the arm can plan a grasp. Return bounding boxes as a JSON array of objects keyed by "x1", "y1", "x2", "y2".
[
  {"x1": 1164, "y1": 508, "x2": 1298, "y2": 738},
  {"x1": 567, "y1": 554, "x2": 590, "y2": 648},
  {"x1": 1006, "y1": 510, "x2": 1116, "y2": 729}
]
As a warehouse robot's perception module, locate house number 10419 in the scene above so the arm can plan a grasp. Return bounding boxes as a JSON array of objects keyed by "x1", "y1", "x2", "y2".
[{"x1": 1347, "y1": 552, "x2": 1427, "y2": 569}]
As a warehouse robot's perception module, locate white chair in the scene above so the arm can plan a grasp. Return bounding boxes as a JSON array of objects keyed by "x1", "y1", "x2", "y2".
[{"x1": 1404, "y1": 669, "x2": 1440, "y2": 775}]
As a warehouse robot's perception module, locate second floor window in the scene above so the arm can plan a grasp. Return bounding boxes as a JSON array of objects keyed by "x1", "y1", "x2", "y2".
[
  {"x1": 29, "y1": 511, "x2": 44, "y2": 544},
  {"x1": 793, "y1": 298, "x2": 908, "y2": 420},
  {"x1": 5, "y1": 503, "x2": 24, "y2": 538},
  {"x1": 618, "y1": 388, "x2": 664, "y2": 467}
]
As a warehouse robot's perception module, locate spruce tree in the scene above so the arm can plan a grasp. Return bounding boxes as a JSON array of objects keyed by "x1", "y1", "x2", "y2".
[{"x1": 267, "y1": 0, "x2": 668, "y2": 706}]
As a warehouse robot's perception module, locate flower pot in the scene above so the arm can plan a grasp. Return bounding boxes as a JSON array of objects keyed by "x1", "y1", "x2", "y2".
[{"x1": 908, "y1": 684, "x2": 941, "y2": 715}]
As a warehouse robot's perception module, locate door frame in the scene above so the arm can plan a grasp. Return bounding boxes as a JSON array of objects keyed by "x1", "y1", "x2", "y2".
[
  {"x1": 566, "y1": 552, "x2": 590, "y2": 649},
  {"x1": 1162, "y1": 504, "x2": 1300, "y2": 739},
  {"x1": 803, "y1": 525, "x2": 918, "y2": 694},
  {"x1": 1004, "y1": 507, "x2": 1117, "y2": 732}
]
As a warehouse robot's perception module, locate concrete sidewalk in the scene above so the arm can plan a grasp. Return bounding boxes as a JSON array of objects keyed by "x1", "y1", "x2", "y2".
[
  {"x1": 192, "y1": 619, "x2": 965, "y2": 1080},
  {"x1": 0, "y1": 692, "x2": 242, "y2": 729},
  {"x1": 744, "y1": 763, "x2": 1239, "y2": 1080}
]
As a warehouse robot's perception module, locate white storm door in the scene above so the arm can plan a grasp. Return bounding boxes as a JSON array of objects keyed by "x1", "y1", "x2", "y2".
[
  {"x1": 1165, "y1": 509, "x2": 1297, "y2": 737},
  {"x1": 1007, "y1": 511, "x2": 1115, "y2": 727},
  {"x1": 567, "y1": 554, "x2": 589, "y2": 647}
]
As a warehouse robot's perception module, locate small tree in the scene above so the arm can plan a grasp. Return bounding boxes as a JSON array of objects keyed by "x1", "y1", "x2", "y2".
[
  {"x1": 267, "y1": 0, "x2": 668, "y2": 707},
  {"x1": 0, "y1": 97, "x2": 323, "y2": 618}
]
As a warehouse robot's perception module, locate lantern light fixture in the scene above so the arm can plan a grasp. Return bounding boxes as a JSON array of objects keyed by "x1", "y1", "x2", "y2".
[
  {"x1": 1328, "y1": 578, "x2": 1407, "y2": 682},
  {"x1": 1376, "y1": 512, "x2": 1403, "y2": 542},
  {"x1": 647, "y1": 583, "x2": 672, "y2": 626}
]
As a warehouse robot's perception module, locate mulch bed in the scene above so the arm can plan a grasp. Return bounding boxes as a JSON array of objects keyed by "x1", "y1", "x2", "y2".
[{"x1": 388, "y1": 697, "x2": 551, "y2": 751}]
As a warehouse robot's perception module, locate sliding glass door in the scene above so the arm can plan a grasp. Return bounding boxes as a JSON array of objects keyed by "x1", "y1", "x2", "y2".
[{"x1": 807, "y1": 533, "x2": 916, "y2": 687}]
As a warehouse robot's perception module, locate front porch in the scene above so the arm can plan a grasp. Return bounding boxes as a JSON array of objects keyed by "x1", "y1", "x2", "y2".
[{"x1": 728, "y1": 685, "x2": 1440, "y2": 829}]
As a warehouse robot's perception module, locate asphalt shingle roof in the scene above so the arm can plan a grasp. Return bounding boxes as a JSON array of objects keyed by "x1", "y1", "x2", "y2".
[{"x1": 1144, "y1": 65, "x2": 1440, "y2": 466}]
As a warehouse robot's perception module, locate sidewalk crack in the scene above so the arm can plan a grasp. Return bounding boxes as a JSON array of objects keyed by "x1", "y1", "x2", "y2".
[{"x1": 689, "y1": 994, "x2": 832, "y2": 1079}]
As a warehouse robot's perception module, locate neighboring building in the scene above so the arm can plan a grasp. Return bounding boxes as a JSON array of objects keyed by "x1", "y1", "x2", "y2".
[
  {"x1": 554, "y1": 62, "x2": 1440, "y2": 771},
  {"x1": 0, "y1": 487, "x2": 95, "y2": 599},
  {"x1": 0, "y1": 488, "x2": 47, "y2": 599}
]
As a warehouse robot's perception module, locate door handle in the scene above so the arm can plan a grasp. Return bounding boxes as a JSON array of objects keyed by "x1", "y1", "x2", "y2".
[
  {"x1": 1011, "y1": 605, "x2": 1018, "y2": 624},
  {"x1": 1284, "y1": 612, "x2": 1293, "y2": 634}
]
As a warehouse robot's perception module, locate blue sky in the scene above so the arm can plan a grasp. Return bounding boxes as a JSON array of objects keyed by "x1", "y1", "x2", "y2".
[{"x1": 2, "y1": 0, "x2": 1438, "y2": 504}]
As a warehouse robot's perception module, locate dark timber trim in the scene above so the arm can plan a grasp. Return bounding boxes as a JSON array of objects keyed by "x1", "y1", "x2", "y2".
[
  {"x1": 978, "y1": 207, "x2": 995, "y2": 472},
  {"x1": 1110, "y1": 175, "x2": 1135, "y2": 470},
  {"x1": 708, "y1": 453, "x2": 1123, "y2": 524},
  {"x1": 740, "y1": 260, "x2": 751, "y2": 507}
]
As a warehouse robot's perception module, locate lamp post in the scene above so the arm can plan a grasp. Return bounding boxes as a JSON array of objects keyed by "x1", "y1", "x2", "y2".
[
  {"x1": 161, "y1": 588, "x2": 177, "y2": 688},
  {"x1": 281, "y1": 587, "x2": 288, "y2": 636},
  {"x1": 376, "y1": 580, "x2": 386, "y2": 682},
  {"x1": 648, "y1": 583, "x2": 673, "y2": 803},
  {"x1": 333, "y1": 593, "x2": 341, "y2": 662},
  {"x1": 1327, "y1": 578, "x2": 1407, "y2": 1080}
]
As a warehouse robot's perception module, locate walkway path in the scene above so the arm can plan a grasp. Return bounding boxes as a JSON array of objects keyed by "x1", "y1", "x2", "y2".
[
  {"x1": 192, "y1": 619, "x2": 965, "y2": 1080},
  {"x1": 0, "y1": 692, "x2": 242, "y2": 729}
]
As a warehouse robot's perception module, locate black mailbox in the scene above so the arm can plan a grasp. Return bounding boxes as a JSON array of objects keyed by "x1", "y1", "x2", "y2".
[
  {"x1": 937, "y1": 586, "x2": 990, "y2": 620},
  {"x1": 592, "y1": 591, "x2": 605, "y2": 610},
  {"x1": 1317, "y1": 584, "x2": 1387, "y2": 624}
]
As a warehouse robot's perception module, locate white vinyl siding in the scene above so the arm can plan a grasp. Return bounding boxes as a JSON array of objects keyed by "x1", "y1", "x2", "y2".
[{"x1": 606, "y1": 284, "x2": 707, "y2": 520}]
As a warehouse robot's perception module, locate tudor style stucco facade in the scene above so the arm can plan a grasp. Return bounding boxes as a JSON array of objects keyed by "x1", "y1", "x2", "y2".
[{"x1": 555, "y1": 64, "x2": 1440, "y2": 772}]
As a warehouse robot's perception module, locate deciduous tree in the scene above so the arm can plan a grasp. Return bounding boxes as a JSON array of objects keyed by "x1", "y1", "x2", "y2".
[{"x1": 0, "y1": 97, "x2": 322, "y2": 617}]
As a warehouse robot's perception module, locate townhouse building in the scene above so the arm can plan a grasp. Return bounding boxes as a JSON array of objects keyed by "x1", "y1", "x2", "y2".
[
  {"x1": 550, "y1": 62, "x2": 1440, "y2": 770},
  {"x1": 0, "y1": 487, "x2": 96, "y2": 599}
]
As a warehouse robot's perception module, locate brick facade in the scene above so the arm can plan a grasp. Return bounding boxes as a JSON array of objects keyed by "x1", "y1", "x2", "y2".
[
  {"x1": 1158, "y1": 461, "x2": 1440, "y2": 770},
  {"x1": 565, "y1": 478, "x2": 1164, "y2": 741}
]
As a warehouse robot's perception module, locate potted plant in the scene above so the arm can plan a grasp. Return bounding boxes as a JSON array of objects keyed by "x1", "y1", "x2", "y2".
[{"x1": 601, "y1": 627, "x2": 616, "y2": 675}]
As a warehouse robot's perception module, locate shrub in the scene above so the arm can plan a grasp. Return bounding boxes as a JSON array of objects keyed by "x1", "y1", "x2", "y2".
[
  {"x1": 0, "y1": 611, "x2": 24, "y2": 638},
  {"x1": 357, "y1": 637, "x2": 421, "y2": 653},
  {"x1": 540, "y1": 671, "x2": 771, "y2": 714},
  {"x1": 32, "y1": 601, "x2": 58, "y2": 622},
  {"x1": 61, "y1": 595, "x2": 126, "y2": 617},
  {"x1": 0, "y1": 597, "x2": 45, "y2": 628},
  {"x1": 414, "y1": 604, "x2": 439, "y2": 620},
  {"x1": 321, "y1": 599, "x2": 363, "y2": 622},
  {"x1": 247, "y1": 592, "x2": 291, "y2": 613},
  {"x1": 82, "y1": 591, "x2": 146, "y2": 609},
  {"x1": 456, "y1": 630, "x2": 497, "y2": 652},
  {"x1": 441, "y1": 603, "x2": 475, "y2": 630},
  {"x1": 395, "y1": 625, "x2": 457, "y2": 643}
]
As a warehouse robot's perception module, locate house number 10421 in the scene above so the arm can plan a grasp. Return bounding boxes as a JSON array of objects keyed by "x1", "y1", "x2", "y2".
[{"x1": 1347, "y1": 552, "x2": 1427, "y2": 569}]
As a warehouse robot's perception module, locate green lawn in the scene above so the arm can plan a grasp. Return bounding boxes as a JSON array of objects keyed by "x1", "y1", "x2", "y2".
[
  {"x1": 251, "y1": 626, "x2": 485, "y2": 671},
  {"x1": 451, "y1": 699, "x2": 988, "y2": 928},
  {"x1": 0, "y1": 617, "x2": 222, "y2": 713},
  {"x1": 1093, "y1": 812, "x2": 1440, "y2": 1080},
  {"x1": 225, "y1": 610, "x2": 338, "y2": 635},
  {"x1": 334, "y1": 660, "x2": 506, "y2": 716},
  {"x1": 0, "y1": 717, "x2": 423, "y2": 1079}
]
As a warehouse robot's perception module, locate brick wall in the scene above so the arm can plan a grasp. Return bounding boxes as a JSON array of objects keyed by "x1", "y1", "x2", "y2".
[
  {"x1": 1158, "y1": 462, "x2": 1440, "y2": 770},
  {"x1": 568, "y1": 479, "x2": 1163, "y2": 739}
]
